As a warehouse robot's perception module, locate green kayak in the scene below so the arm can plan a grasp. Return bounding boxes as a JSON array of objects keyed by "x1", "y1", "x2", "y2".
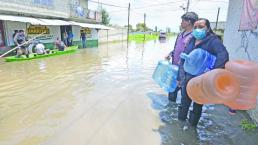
[{"x1": 5, "y1": 45, "x2": 78, "y2": 62}]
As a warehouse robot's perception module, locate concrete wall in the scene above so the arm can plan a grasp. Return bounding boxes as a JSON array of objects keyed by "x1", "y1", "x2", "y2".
[
  {"x1": 224, "y1": 0, "x2": 258, "y2": 123},
  {"x1": 4, "y1": 21, "x2": 61, "y2": 45},
  {"x1": 72, "y1": 25, "x2": 98, "y2": 41},
  {"x1": 98, "y1": 27, "x2": 127, "y2": 43},
  {"x1": 0, "y1": 0, "x2": 70, "y2": 18}
]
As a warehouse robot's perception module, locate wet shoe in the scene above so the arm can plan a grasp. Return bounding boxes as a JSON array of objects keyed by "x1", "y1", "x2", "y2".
[{"x1": 228, "y1": 108, "x2": 236, "y2": 115}]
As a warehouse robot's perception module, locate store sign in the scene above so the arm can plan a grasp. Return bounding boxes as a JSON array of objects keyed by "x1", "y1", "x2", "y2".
[
  {"x1": 27, "y1": 25, "x2": 53, "y2": 42},
  {"x1": 27, "y1": 25, "x2": 50, "y2": 34},
  {"x1": 81, "y1": 28, "x2": 92, "y2": 38}
]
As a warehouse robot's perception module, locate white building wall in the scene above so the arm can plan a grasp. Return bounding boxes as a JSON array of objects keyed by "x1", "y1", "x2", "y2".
[
  {"x1": 72, "y1": 26, "x2": 81, "y2": 42},
  {"x1": 224, "y1": 0, "x2": 258, "y2": 123},
  {"x1": 4, "y1": 21, "x2": 61, "y2": 45},
  {"x1": 4, "y1": 21, "x2": 26, "y2": 46},
  {"x1": 98, "y1": 28, "x2": 127, "y2": 43},
  {"x1": 0, "y1": 0, "x2": 70, "y2": 18},
  {"x1": 72, "y1": 25, "x2": 98, "y2": 41}
]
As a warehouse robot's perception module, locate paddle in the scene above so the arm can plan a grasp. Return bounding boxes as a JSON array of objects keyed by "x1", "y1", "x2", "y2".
[{"x1": 0, "y1": 32, "x2": 46, "y2": 58}]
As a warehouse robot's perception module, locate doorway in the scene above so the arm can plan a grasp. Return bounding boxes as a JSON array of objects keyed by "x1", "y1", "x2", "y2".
[
  {"x1": 60, "y1": 25, "x2": 72, "y2": 45},
  {"x1": 0, "y1": 21, "x2": 6, "y2": 48}
]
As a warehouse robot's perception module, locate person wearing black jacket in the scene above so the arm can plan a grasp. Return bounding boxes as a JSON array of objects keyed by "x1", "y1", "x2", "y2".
[{"x1": 177, "y1": 18, "x2": 229, "y2": 127}]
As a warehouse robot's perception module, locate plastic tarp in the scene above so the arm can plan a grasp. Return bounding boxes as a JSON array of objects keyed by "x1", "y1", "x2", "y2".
[
  {"x1": 70, "y1": 21, "x2": 113, "y2": 30},
  {"x1": 239, "y1": 0, "x2": 258, "y2": 30},
  {"x1": 37, "y1": 18, "x2": 72, "y2": 26},
  {"x1": 0, "y1": 14, "x2": 113, "y2": 29},
  {"x1": 0, "y1": 14, "x2": 48, "y2": 25}
]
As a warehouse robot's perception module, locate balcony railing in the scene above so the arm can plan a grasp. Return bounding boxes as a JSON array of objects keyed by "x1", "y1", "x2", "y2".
[
  {"x1": 69, "y1": 4, "x2": 102, "y2": 23},
  {"x1": 0, "y1": 0, "x2": 102, "y2": 22}
]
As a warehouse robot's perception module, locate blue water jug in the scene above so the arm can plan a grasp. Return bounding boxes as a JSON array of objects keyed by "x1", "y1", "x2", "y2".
[
  {"x1": 152, "y1": 60, "x2": 179, "y2": 92},
  {"x1": 180, "y1": 48, "x2": 216, "y2": 75}
]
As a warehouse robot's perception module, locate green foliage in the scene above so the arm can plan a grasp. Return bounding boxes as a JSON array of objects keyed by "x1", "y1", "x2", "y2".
[
  {"x1": 135, "y1": 23, "x2": 152, "y2": 32},
  {"x1": 128, "y1": 34, "x2": 158, "y2": 43},
  {"x1": 240, "y1": 119, "x2": 257, "y2": 132},
  {"x1": 124, "y1": 24, "x2": 134, "y2": 32},
  {"x1": 101, "y1": 9, "x2": 110, "y2": 26}
]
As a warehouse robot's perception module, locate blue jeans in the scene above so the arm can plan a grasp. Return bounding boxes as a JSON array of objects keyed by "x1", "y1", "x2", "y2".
[
  {"x1": 178, "y1": 79, "x2": 203, "y2": 126},
  {"x1": 82, "y1": 40, "x2": 86, "y2": 48}
]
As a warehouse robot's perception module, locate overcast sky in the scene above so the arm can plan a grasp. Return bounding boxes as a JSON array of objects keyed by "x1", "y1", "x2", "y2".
[{"x1": 89, "y1": 0, "x2": 229, "y2": 32}]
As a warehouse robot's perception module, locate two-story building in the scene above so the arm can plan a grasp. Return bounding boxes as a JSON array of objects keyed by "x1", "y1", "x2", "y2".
[{"x1": 0, "y1": 0, "x2": 110, "y2": 52}]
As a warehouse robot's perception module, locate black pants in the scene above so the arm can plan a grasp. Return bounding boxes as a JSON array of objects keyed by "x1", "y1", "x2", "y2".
[
  {"x1": 178, "y1": 80, "x2": 203, "y2": 127},
  {"x1": 168, "y1": 86, "x2": 180, "y2": 102}
]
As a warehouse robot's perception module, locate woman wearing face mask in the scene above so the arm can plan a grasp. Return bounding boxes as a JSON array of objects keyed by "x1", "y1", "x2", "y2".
[{"x1": 177, "y1": 18, "x2": 229, "y2": 127}]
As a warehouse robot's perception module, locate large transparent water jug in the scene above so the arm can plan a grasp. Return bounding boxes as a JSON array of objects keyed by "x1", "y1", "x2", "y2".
[
  {"x1": 224, "y1": 60, "x2": 258, "y2": 110},
  {"x1": 152, "y1": 60, "x2": 179, "y2": 92},
  {"x1": 186, "y1": 69, "x2": 240, "y2": 104},
  {"x1": 180, "y1": 48, "x2": 216, "y2": 75}
]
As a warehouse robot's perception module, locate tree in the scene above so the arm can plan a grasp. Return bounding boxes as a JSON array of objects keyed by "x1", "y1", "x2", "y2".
[
  {"x1": 101, "y1": 9, "x2": 110, "y2": 25},
  {"x1": 136, "y1": 23, "x2": 146, "y2": 32},
  {"x1": 124, "y1": 24, "x2": 133, "y2": 32}
]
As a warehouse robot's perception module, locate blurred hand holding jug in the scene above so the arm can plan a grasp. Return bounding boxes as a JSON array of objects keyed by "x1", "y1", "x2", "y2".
[
  {"x1": 223, "y1": 60, "x2": 258, "y2": 110},
  {"x1": 180, "y1": 48, "x2": 216, "y2": 75},
  {"x1": 186, "y1": 60, "x2": 258, "y2": 110},
  {"x1": 186, "y1": 69, "x2": 240, "y2": 104},
  {"x1": 152, "y1": 60, "x2": 179, "y2": 92}
]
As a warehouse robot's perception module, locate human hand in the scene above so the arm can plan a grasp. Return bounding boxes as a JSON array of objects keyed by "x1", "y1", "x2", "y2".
[{"x1": 165, "y1": 55, "x2": 171, "y2": 60}]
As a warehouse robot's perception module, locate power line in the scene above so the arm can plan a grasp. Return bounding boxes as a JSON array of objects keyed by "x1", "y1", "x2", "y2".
[
  {"x1": 132, "y1": 0, "x2": 183, "y2": 10},
  {"x1": 199, "y1": 0, "x2": 228, "y2": 3},
  {"x1": 88, "y1": 0, "x2": 128, "y2": 8},
  {"x1": 108, "y1": 1, "x2": 184, "y2": 13}
]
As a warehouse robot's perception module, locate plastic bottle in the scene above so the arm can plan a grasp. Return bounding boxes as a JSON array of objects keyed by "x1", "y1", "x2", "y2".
[
  {"x1": 224, "y1": 60, "x2": 258, "y2": 110},
  {"x1": 152, "y1": 60, "x2": 179, "y2": 92},
  {"x1": 180, "y1": 48, "x2": 216, "y2": 75},
  {"x1": 186, "y1": 69, "x2": 240, "y2": 104}
]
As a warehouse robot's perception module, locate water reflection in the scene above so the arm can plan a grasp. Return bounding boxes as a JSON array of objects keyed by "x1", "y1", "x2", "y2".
[
  {"x1": 0, "y1": 37, "x2": 257, "y2": 145},
  {"x1": 159, "y1": 38, "x2": 167, "y2": 43}
]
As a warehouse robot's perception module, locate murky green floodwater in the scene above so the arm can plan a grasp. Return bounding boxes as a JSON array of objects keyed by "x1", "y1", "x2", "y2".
[{"x1": 0, "y1": 38, "x2": 257, "y2": 145}]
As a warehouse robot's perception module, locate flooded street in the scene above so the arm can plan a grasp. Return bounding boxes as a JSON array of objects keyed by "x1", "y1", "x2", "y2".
[{"x1": 0, "y1": 37, "x2": 258, "y2": 145}]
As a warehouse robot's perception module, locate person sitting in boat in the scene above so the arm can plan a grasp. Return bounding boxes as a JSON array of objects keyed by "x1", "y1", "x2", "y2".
[
  {"x1": 35, "y1": 41, "x2": 49, "y2": 55},
  {"x1": 55, "y1": 37, "x2": 66, "y2": 51},
  {"x1": 14, "y1": 30, "x2": 29, "y2": 58}
]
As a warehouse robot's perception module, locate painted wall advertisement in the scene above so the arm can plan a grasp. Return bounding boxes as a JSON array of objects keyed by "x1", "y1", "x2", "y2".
[
  {"x1": 80, "y1": 27, "x2": 92, "y2": 38},
  {"x1": 239, "y1": 0, "x2": 258, "y2": 30},
  {"x1": 27, "y1": 25, "x2": 54, "y2": 41}
]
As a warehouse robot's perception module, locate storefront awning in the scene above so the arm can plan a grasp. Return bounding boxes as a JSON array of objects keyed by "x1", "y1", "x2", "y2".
[
  {"x1": 0, "y1": 14, "x2": 48, "y2": 25},
  {"x1": 70, "y1": 21, "x2": 113, "y2": 30},
  {"x1": 0, "y1": 14, "x2": 112, "y2": 29},
  {"x1": 37, "y1": 18, "x2": 72, "y2": 26}
]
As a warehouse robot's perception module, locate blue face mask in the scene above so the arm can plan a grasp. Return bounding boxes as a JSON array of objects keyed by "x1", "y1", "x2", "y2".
[{"x1": 192, "y1": 28, "x2": 207, "y2": 40}]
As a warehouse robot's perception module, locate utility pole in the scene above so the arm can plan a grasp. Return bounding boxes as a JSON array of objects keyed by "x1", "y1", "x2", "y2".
[
  {"x1": 143, "y1": 13, "x2": 146, "y2": 41},
  {"x1": 215, "y1": 7, "x2": 221, "y2": 31},
  {"x1": 127, "y1": 3, "x2": 130, "y2": 46},
  {"x1": 186, "y1": 0, "x2": 190, "y2": 12}
]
